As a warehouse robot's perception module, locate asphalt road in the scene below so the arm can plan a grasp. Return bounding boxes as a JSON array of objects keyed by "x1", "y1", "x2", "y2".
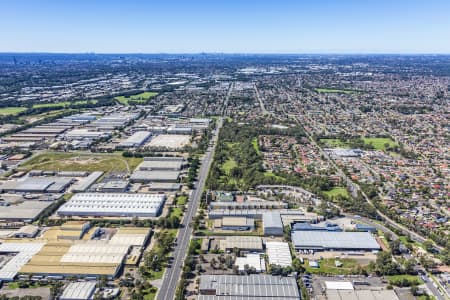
[{"x1": 156, "y1": 118, "x2": 222, "y2": 300}]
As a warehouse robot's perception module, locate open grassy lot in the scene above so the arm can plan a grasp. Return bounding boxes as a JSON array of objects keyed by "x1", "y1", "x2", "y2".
[
  {"x1": 304, "y1": 258, "x2": 360, "y2": 275},
  {"x1": 176, "y1": 195, "x2": 188, "y2": 206},
  {"x1": 115, "y1": 92, "x2": 158, "y2": 105},
  {"x1": 362, "y1": 137, "x2": 397, "y2": 151},
  {"x1": 32, "y1": 100, "x2": 97, "y2": 109},
  {"x1": 319, "y1": 138, "x2": 349, "y2": 148},
  {"x1": 222, "y1": 158, "x2": 237, "y2": 174},
  {"x1": 315, "y1": 88, "x2": 357, "y2": 94},
  {"x1": 0, "y1": 107, "x2": 27, "y2": 116},
  {"x1": 387, "y1": 274, "x2": 423, "y2": 286},
  {"x1": 323, "y1": 187, "x2": 349, "y2": 199},
  {"x1": 19, "y1": 151, "x2": 142, "y2": 173},
  {"x1": 169, "y1": 207, "x2": 183, "y2": 219}
]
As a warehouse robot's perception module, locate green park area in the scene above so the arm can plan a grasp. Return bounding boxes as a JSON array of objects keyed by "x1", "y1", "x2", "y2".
[
  {"x1": 315, "y1": 88, "x2": 356, "y2": 94},
  {"x1": 362, "y1": 137, "x2": 398, "y2": 151},
  {"x1": 323, "y1": 187, "x2": 349, "y2": 199},
  {"x1": 222, "y1": 158, "x2": 238, "y2": 174},
  {"x1": 19, "y1": 151, "x2": 142, "y2": 173},
  {"x1": 0, "y1": 107, "x2": 27, "y2": 116},
  {"x1": 115, "y1": 92, "x2": 158, "y2": 105},
  {"x1": 320, "y1": 137, "x2": 398, "y2": 151},
  {"x1": 320, "y1": 138, "x2": 349, "y2": 148}
]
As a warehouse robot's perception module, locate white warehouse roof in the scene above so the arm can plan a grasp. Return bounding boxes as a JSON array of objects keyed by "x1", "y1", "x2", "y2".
[
  {"x1": 57, "y1": 193, "x2": 166, "y2": 218},
  {"x1": 292, "y1": 231, "x2": 380, "y2": 250},
  {"x1": 0, "y1": 242, "x2": 45, "y2": 281},
  {"x1": 265, "y1": 242, "x2": 292, "y2": 267},
  {"x1": 60, "y1": 281, "x2": 97, "y2": 300}
]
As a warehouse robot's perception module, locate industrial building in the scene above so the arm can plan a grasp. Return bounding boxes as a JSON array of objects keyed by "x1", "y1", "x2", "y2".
[
  {"x1": 198, "y1": 274, "x2": 300, "y2": 299},
  {"x1": 57, "y1": 193, "x2": 166, "y2": 218},
  {"x1": 18, "y1": 227, "x2": 151, "y2": 280},
  {"x1": 209, "y1": 201, "x2": 287, "y2": 210},
  {"x1": 71, "y1": 171, "x2": 103, "y2": 192},
  {"x1": 60, "y1": 281, "x2": 97, "y2": 300},
  {"x1": 13, "y1": 225, "x2": 39, "y2": 238},
  {"x1": 98, "y1": 180, "x2": 129, "y2": 193},
  {"x1": 0, "y1": 200, "x2": 54, "y2": 222},
  {"x1": 208, "y1": 209, "x2": 317, "y2": 223},
  {"x1": 148, "y1": 182, "x2": 181, "y2": 192},
  {"x1": 0, "y1": 176, "x2": 73, "y2": 193},
  {"x1": 214, "y1": 217, "x2": 255, "y2": 231},
  {"x1": 324, "y1": 281, "x2": 400, "y2": 300},
  {"x1": 138, "y1": 156, "x2": 184, "y2": 170},
  {"x1": 219, "y1": 236, "x2": 263, "y2": 253},
  {"x1": 0, "y1": 242, "x2": 45, "y2": 281},
  {"x1": 119, "y1": 131, "x2": 152, "y2": 148},
  {"x1": 262, "y1": 212, "x2": 284, "y2": 236},
  {"x1": 291, "y1": 231, "x2": 381, "y2": 251},
  {"x1": 292, "y1": 222, "x2": 342, "y2": 232},
  {"x1": 265, "y1": 242, "x2": 292, "y2": 267},
  {"x1": 130, "y1": 170, "x2": 180, "y2": 183},
  {"x1": 235, "y1": 254, "x2": 266, "y2": 273},
  {"x1": 65, "y1": 129, "x2": 111, "y2": 141}
]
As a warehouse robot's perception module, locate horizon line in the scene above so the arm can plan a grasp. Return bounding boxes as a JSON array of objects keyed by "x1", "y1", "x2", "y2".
[{"x1": 1, "y1": 51, "x2": 450, "y2": 56}]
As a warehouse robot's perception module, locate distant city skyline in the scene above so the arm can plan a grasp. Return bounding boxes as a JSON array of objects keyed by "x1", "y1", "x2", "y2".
[{"x1": 1, "y1": 0, "x2": 450, "y2": 54}]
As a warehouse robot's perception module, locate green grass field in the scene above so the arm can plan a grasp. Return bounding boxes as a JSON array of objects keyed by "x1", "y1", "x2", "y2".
[
  {"x1": 115, "y1": 92, "x2": 158, "y2": 105},
  {"x1": 0, "y1": 107, "x2": 27, "y2": 116},
  {"x1": 323, "y1": 187, "x2": 349, "y2": 199},
  {"x1": 320, "y1": 138, "x2": 349, "y2": 148},
  {"x1": 387, "y1": 274, "x2": 423, "y2": 286},
  {"x1": 315, "y1": 88, "x2": 356, "y2": 94},
  {"x1": 176, "y1": 195, "x2": 188, "y2": 206},
  {"x1": 222, "y1": 158, "x2": 238, "y2": 175},
  {"x1": 169, "y1": 207, "x2": 183, "y2": 219},
  {"x1": 362, "y1": 137, "x2": 397, "y2": 151},
  {"x1": 19, "y1": 151, "x2": 142, "y2": 173}
]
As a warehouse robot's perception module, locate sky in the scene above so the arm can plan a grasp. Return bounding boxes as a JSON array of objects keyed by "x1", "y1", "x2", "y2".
[{"x1": 1, "y1": 0, "x2": 450, "y2": 54}]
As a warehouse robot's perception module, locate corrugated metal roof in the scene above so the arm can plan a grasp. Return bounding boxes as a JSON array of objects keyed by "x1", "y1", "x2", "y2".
[
  {"x1": 199, "y1": 274, "x2": 300, "y2": 299},
  {"x1": 60, "y1": 281, "x2": 96, "y2": 300},
  {"x1": 265, "y1": 242, "x2": 292, "y2": 267},
  {"x1": 292, "y1": 231, "x2": 380, "y2": 250}
]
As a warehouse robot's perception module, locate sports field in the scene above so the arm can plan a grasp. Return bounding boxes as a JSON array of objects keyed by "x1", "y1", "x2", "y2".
[{"x1": 362, "y1": 137, "x2": 397, "y2": 150}]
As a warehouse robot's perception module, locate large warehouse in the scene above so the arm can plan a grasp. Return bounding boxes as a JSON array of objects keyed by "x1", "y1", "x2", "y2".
[
  {"x1": 138, "y1": 157, "x2": 184, "y2": 171},
  {"x1": 291, "y1": 231, "x2": 381, "y2": 251},
  {"x1": 262, "y1": 212, "x2": 283, "y2": 236},
  {"x1": 130, "y1": 170, "x2": 180, "y2": 183},
  {"x1": 198, "y1": 274, "x2": 300, "y2": 299},
  {"x1": 265, "y1": 242, "x2": 292, "y2": 267},
  {"x1": 57, "y1": 193, "x2": 166, "y2": 218},
  {"x1": 0, "y1": 177, "x2": 73, "y2": 193},
  {"x1": 119, "y1": 131, "x2": 152, "y2": 148}
]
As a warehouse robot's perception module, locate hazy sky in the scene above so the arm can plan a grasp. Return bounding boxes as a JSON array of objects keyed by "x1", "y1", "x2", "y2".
[{"x1": 1, "y1": 0, "x2": 450, "y2": 53}]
